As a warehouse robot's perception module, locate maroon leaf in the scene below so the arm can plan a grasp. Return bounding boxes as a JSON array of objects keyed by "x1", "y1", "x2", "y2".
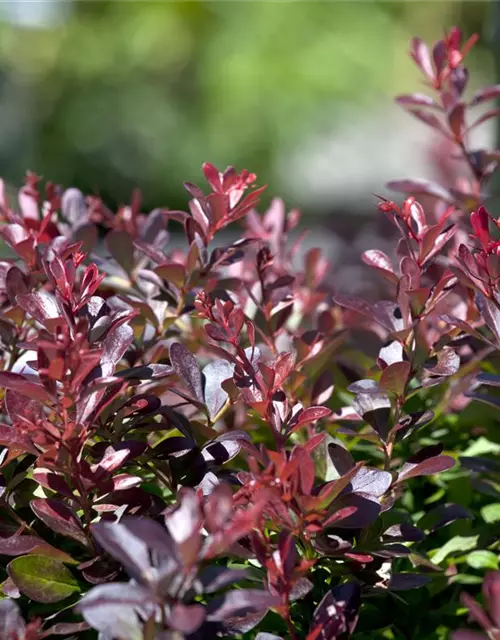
[
  {"x1": 287, "y1": 406, "x2": 332, "y2": 435},
  {"x1": 379, "y1": 361, "x2": 411, "y2": 396},
  {"x1": 0, "y1": 372, "x2": 55, "y2": 403},
  {"x1": 0, "y1": 535, "x2": 74, "y2": 563},
  {"x1": 206, "y1": 589, "x2": 280, "y2": 622},
  {"x1": 389, "y1": 574, "x2": 431, "y2": 590},
  {"x1": 30, "y1": 499, "x2": 87, "y2": 546},
  {"x1": 33, "y1": 470, "x2": 73, "y2": 498},
  {"x1": 310, "y1": 582, "x2": 360, "y2": 638},
  {"x1": 16, "y1": 292, "x2": 61, "y2": 326},
  {"x1": 106, "y1": 230, "x2": 135, "y2": 273},
  {"x1": 398, "y1": 454, "x2": 455, "y2": 482},
  {"x1": 311, "y1": 370, "x2": 335, "y2": 405},
  {"x1": 170, "y1": 342, "x2": 204, "y2": 403}
]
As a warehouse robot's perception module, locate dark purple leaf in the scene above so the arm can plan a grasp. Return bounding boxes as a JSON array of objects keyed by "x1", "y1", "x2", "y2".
[
  {"x1": 32, "y1": 469, "x2": 73, "y2": 497},
  {"x1": 389, "y1": 574, "x2": 431, "y2": 590},
  {"x1": 101, "y1": 324, "x2": 134, "y2": 376},
  {"x1": 311, "y1": 582, "x2": 360, "y2": 638},
  {"x1": 424, "y1": 348, "x2": 460, "y2": 377},
  {"x1": 170, "y1": 342, "x2": 204, "y2": 403},
  {"x1": 331, "y1": 494, "x2": 381, "y2": 529},
  {"x1": 384, "y1": 523, "x2": 425, "y2": 542},
  {"x1": 196, "y1": 567, "x2": 249, "y2": 594},
  {"x1": 290, "y1": 577, "x2": 314, "y2": 602},
  {"x1": 30, "y1": 499, "x2": 87, "y2": 546},
  {"x1": 206, "y1": 589, "x2": 280, "y2": 622},
  {"x1": 91, "y1": 516, "x2": 177, "y2": 584},
  {"x1": 459, "y1": 456, "x2": 500, "y2": 473},
  {"x1": 419, "y1": 503, "x2": 473, "y2": 532},
  {"x1": 476, "y1": 372, "x2": 500, "y2": 387},
  {"x1": 311, "y1": 370, "x2": 335, "y2": 405},
  {"x1": 350, "y1": 467, "x2": 392, "y2": 498},
  {"x1": 115, "y1": 364, "x2": 174, "y2": 380},
  {"x1": 352, "y1": 392, "x2": 391, "y2": 441},
  {"x1": 328, "y1": 443, "x2": 355, "y2": 476}
]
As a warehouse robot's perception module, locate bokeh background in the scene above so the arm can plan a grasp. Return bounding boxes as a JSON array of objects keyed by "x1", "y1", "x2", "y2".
[{"x1": 0, "y1": 1, "x2": 497, "y2": 250}]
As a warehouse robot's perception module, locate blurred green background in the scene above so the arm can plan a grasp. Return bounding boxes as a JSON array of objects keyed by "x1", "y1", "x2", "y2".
[{"x1": 0, "y1": 1, "x2": 496, "y2": 218}]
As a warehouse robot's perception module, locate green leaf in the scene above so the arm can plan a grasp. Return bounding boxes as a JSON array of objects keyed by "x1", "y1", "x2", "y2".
[
  {"x1": 466, "y1": 550, "x2": 499, "y2": 570},
  {"x1": 461, "y1": 436, "x2": 500, "y2": 457},
  {"x1": 481, "y1": 503, "x2": 500, "y2": 523},
  {"x1": 8, "y1": 555, "x2": 80, "y2": 603},
  {"x1": 431, "y1": 535, "x2": 479, "y2": 565}
]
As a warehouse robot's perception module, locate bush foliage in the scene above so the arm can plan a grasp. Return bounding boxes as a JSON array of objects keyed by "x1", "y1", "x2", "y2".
[{"x1": 0, "y1": 26, "x2": 500, "y2": 640}]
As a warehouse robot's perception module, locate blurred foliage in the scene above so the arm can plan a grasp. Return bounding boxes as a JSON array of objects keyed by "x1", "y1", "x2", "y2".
[{"x1": 0, "y1": 0, "x2": 493, "y2": 213}]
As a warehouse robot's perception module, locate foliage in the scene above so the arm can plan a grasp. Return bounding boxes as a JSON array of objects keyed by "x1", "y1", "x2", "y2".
[{"x1": 0, "y1": 24, "x2": 499, "y2": 640}]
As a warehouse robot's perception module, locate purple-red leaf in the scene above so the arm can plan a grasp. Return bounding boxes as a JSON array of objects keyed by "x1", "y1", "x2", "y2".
[
  {"x1": 30, "y1": 499, "x2": 87, "y2": 546},
  {"x1": 0, "y1": 372, "x2": 55, "y2": 403},
  {"x1": 170, "y1": 342, "x2": 204, "y2": 403}
]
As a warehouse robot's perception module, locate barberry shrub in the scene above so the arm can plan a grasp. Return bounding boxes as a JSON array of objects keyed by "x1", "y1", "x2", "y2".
[{"x1": 0, "y1": 26, "x2": 499, "y2": 640}]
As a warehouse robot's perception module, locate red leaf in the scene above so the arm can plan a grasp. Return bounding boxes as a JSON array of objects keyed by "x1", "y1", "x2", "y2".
[
  {"x1": 398, "y1": 455, "x2": 455, "y2": 481},
  {"x1": 470, "y1": 206, "x2": 490, "y2": 250},
  {"x1": 288, "y1": 406, "x2": 332, "y2": 435},
  {"x1": 0, "y1": 372, "x2": 55, "y2": 403}
]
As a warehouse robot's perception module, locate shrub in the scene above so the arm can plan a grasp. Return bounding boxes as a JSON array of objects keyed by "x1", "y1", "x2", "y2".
[{"x1": 0, "y1": 25, "x2": 499, "y2": 640}]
